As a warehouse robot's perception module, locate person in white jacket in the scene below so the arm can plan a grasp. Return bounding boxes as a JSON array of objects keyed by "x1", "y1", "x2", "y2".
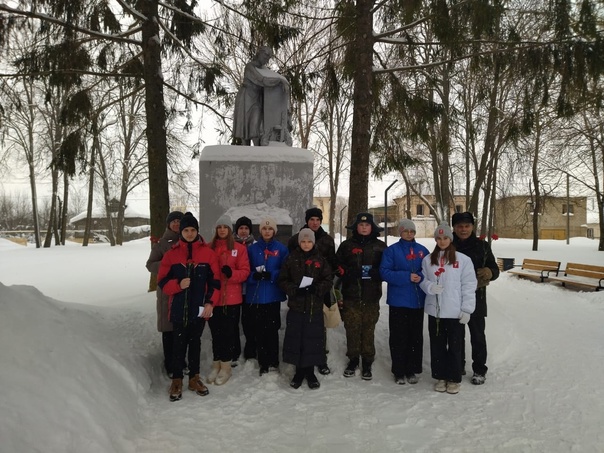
[{"x1": 420, "y1": 222, "x2": 477, "y2": 394}]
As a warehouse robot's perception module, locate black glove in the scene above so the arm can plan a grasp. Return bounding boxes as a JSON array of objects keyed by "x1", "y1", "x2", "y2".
[
  {"x1": 368, "y1": 268, "x2": 381, "y2": 281},
  {"x1": 261, "y1": 271, "x2": 272, "y2": 281},
  {"x1": 295, "y1": 283, "x2": 315, "y2": 296},
  {"x1": 221, "y1": 265, "x2": 232, "y2": 278},
  {"x1": 252, "y1": 271, "x2": 263, "y2": 281}
]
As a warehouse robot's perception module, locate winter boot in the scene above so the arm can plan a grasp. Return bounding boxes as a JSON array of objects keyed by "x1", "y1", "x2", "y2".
[
  {"x1": 169, "y1": 378, "x2": 183, "y2": 402},
  {"x1": 290, "y1": 367, "x2": 305, "y2": 389},
  {"x1": 306, "y1": 367, "x2": 320, "y2": 390},
  {"x1": 317, "y1": 363, "x2": 331, "y2": 375},
  {"x1": 343, "y1": 357, "x2": 359, "y2": 378},
  {"x1": 471, "y1": 373, "x2": 486, "y2": 385},
  {"x1": 207, "y1": 361, "x2": 220, "y2": 384},
  {"x1": 406, "y1": 374, "x2": 419, "y2": 384},
  {"x1": 446, "y1": 382, "x2": 461, "y2": 394},
  {"x1": 215, "y1": 361, "x2": 232, "y2": 386},
  {"x1": 361, "y1": 359, "x2": 373, "y2": 381},
  {"x1": 434, "y1": 380, "x2": 447, "y2": 392},
  {"x1": 188, "y1": 374, "x2": 209, "y2": 396}
]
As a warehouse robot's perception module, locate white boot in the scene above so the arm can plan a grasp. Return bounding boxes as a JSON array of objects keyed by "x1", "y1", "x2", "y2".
[
  {"x1": 215, "y1": 361, "x2": 232, "y2": 385},
  {"x1": 207, "y1": 361, "x2": 220, "y2": 384}
]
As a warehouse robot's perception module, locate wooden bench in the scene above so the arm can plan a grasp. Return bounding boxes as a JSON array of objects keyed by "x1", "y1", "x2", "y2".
[
  {"x1": 548, "y1": 263, "x2": 604, "y2": 291},
  {"x1": 507, "y1": 259, "x2": 561, "y2": 282}
]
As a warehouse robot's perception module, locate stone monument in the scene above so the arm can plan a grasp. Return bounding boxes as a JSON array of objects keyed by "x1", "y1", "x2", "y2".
[
  {"x1": 199, "y1": 46, "x2": 312, "y2": 243},
  {"x1": 232, "y1": 46, "x2": 292, "y2": 147}
]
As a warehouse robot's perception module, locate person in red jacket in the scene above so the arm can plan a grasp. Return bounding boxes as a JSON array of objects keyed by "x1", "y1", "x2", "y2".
[
  {"x1": 158, "y1": 212, "x2": 221, "y2": 402},
  {"x1": 207, "y1": 214, "x2": 250, "y2": 385}
]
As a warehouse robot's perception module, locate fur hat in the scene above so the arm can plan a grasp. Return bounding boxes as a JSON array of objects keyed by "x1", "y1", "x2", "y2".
[
  {"x1": 346, "y1": 212, "x2": 384, "y2": 233},
  {"x1": 452, "y1": 211, "x2": 475, "y2": 226},
  {"x1": 305, "y1": 207, "x2": 323, "y2": 223},
  {"x1": 298, "y1": 228, "x2": 316, "y2": 245},
  {"x1": 215, "y1": 214, "x2": 233, "y2": 229},
  {"x1": 434, "y1": 222, "x2": 453, "y2": 240},
  {"x1": 398, "y1": 218, "x2": 416, "y2": 232},
  {"x1": 235, "y1": 216, "x2": 252, "y2": 232},
  {"x1": 259, "y1": 217, "x2": 278, "y2": 234},
  {"x1": 179, "y1": 212, "x2": 199, "y2": 233},
  {"x1": 166, "y1": 211, "x2": 184, "y2": 226}
]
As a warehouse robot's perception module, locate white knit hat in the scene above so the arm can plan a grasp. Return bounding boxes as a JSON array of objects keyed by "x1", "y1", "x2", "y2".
[
  {"x1": 298, "y1": 228, "x2": 316, "y2": 245},
  {"x1": 259, "y1": 217, "x2": 278, "y2": 234}
]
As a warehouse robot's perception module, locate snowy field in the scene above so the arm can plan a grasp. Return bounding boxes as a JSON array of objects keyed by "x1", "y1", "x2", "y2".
[{"x1": 1, "y1": 235, "x2": 603, "y2": 453}]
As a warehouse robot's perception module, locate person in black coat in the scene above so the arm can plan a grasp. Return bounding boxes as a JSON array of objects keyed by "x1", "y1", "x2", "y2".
[
  {"x1": 287, "y1": 207, "x2": 337, "y2": 376},
  {"x1": 279, "y1": 228, "x2": 333, "y2": 389},
  {"x1": 452, "y1": 212, "x2": 500, "y2": 385}
]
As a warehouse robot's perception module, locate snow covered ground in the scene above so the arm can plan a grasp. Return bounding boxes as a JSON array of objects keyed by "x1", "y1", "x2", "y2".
[{"x1": 1, "y1": 236, "x2": 603, "y2": 452}]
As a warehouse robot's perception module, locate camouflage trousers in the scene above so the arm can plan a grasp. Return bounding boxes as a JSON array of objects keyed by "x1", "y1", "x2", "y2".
[{"x1": 340, "y1": 300, "x2": 380, "y2": 362}]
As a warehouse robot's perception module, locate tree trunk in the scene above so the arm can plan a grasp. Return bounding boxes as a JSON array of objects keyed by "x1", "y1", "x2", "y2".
[
  {"x1": 531, "y1": 115, "x2": 541, "y2": 251},
  {"x1": 346, "y1": 0, "x2": 375, "y2": 231},
  {"x1": 83, "y1": 120, "x2": 98, "y2": 247},
  {"x1": 436, "y1": 62, "x2": 452, "y2": 222},
  {"x1": 141, "y1": 0, "x2": 170, "y2": 246},
  {"x1": 43, "y1": 167, "x2": 59, "y2": 248},
  {"x1": 60, "y1": 171, "x2": 69, "y2": 245},
  {"x1": 83, "y1": 149, "x2": 95, "y2": 246},
  {"x1": 26, "y1": 96, "x2": 41, "y2": 248}
]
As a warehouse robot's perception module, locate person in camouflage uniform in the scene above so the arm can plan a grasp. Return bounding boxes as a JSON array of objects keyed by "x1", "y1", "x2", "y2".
[{"x1": 335, "y1": 212, "x2": 386, "y2": 380}]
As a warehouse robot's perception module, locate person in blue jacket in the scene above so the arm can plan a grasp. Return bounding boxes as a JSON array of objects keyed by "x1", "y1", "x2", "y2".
[
  {"x1": 380, "y1": 219, "x2": 430, "y2": 385},
  {"x1": 243, "y1": 216, "x2": 289, "y2": 375}
]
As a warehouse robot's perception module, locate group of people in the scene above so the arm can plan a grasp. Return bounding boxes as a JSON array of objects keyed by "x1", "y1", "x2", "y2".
[
  {"x1": 146, "y1": 207, "x2": 498, "y2": 401},
  {"x1": 380, "y1": 212, "x2": 499, "y2": 394}
]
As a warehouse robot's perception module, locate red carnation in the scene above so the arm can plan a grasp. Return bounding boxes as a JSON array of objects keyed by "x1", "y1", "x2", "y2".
[{"x1": 352, "y1": 248, "x2": 363, "y2": 255}]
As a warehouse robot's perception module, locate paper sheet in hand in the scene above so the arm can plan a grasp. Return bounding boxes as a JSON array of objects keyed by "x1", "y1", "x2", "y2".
[{"x1": 299, "y1": 276, "x2": 314, "y2": 288}]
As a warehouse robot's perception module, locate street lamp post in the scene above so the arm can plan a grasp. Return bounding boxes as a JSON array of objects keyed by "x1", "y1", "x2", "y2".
[
  {"x1": 339, "y1": 205, "x2": 347, "y2": 241},
  {"x1": 384, "y1": 180, "x2": 398, "y2": 246}
]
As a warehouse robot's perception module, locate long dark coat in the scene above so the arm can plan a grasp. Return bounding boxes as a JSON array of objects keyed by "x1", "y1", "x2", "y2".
[
  {"x1": 452, "y1": 233, "x2": 499, "y2": 317},
  {"x1": 145, "y1": 227, "x2": 179, "y2": 332},
  {"x1": 278, "y1": 247, "x2": 333, "y2": 367}
]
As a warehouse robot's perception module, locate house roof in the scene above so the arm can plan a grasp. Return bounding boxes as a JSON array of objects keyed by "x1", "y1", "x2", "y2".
[{"x1": 70, "y1": 205, "x2": 150, "y2": 224}]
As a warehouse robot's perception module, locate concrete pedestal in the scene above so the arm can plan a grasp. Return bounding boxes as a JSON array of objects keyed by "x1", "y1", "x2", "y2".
[{"x1": 199, "y1": 145, "x2": 314, "y2": 242}]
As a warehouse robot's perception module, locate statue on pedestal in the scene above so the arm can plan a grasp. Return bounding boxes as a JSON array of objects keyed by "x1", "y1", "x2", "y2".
[{"x1": 232, "y1": 46, "x2": 292, "y2": 146}]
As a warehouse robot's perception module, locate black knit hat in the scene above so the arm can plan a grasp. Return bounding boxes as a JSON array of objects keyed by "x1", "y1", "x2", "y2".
[
  {"x1": 179, "y1": 212, "x2": 199, "y2": 233},
  {"x1": 166, "y1": 211, "x2": 184, "y2": 226},
  {"x1": 235, "y1": 216, "x2": 252, "y2": 232},
  {"x1": 346, "y1": 212, "x2": 384, "y2": 233},
  {"x1": 305, "y1": 207, "x2": 323, "y2": 223},
  {"x1": 452, "y1": 212, "x2": 475, "y2": 226}
]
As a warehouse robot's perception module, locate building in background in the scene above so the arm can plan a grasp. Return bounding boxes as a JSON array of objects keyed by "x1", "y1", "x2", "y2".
[
  {"x1": 393, "y1": 194, "x2": 467, "y2": 237},
  {"x1": 494, "y1": 195, "x2": 587, "y2": 239}
]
